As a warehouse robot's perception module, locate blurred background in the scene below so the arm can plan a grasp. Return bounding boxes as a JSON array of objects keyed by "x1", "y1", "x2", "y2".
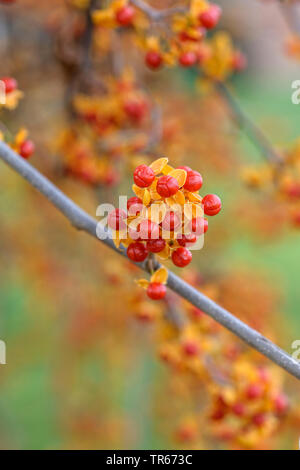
[{"x1": 0, "y1": 0, "x2": 300, "y2": 450}]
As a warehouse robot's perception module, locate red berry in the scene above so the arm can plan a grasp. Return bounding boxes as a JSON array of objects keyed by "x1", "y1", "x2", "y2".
[
  {"x1": 232, "y1": 402, "x2": 245, "y2": 417},
  {"x1": 202, "y1": 194, "x2": 222, "y2": 216},
  {"x1": 177, "y1": 233, "x2": 197, "y2": 247},
  {"x1": 177, "y1": 165, "x2": 192, "y2": 172},
  {"x1": 1, "y1": 76, "x2": 17, "y2": 94},
  {"x1": 147, "y1": 282, "x2": 166, "y2": 300},
  {"x1": 198, "y1": 4, "x2": 222, "y2": 29},
  {"x1": 258, "y1": 367, "x2": 270, "y2": 383},
  {"x1": 146, "y1": 238, "x2": 166, "y2": 253},
  {"x1": 232, "y1": 51, "x2": 247, "y2": 72},
  {"x1": 107, "y1": 208, "x2": 127, "y2": 231},
  {"x1": 191, "y1": 307, "x2": 205, "y2": 318},
  {"x1": 19, "y1": 140, "x2": 35, "y2": 159},
  {"x1": 246, "y1": 383, "x2": 263, "y2": 400},
  {"x1": 197, "y1": 44, "x2": 211, "y2": 64},
  {"x1": 252, "y1": 413, "x2": 266, "y2": 427},
  {"x1": 115, "y1": 6, "x2": 135, "y2": 26},
  {"x1": 133, "y1": 164, "x2": 155, "y2": 188},
  {"x1": 284, "y1": 183, "x2": 300, "y2": 199},
  {"x1": 123, "y1": 99, "x2": 147, "y2": 122},
  {"x1": 179, "y1": 27, "x2": 205, "y2": 42},
  {"x1": 104, "y1": 169, "x2": 120, "y2": 186},
  {"x1": 156, "y1": 175, "x2": 179, "y2": 198},
  {"x1": 127, "y1": 196, "x2": 143, "y2": 216},
  {"x1": 138, "y1": 219, "x2": 159, "y2": 240},
  {"x1": 172, "y1": 247, "x2": 192, "y2": 267},
  {"x1": 145, "y1": 51, "x2": 163, "y2": 69},
  {"x1": 211, "y1": 407, "x2": 226, "y2": 421},
  {"x1": 161, "y1": 211, "x2": 181, "y2": 231},
  {"x1": 292, "y1": 211, "x2": 300, "y2": 227},
  {"x1": 274, "y1": 394, "x2": 289, "y2": 414},
  {"x1": 176, "y1": 424, "x2": 197, "y2": 443},
  {"x1": 84, "y1": 111, "x2": 97, "y2": 124},
  {"x1": 179, "y1": 51, "x2": 197, "y2": 67},
  {"x1": 184, "y1": 170, "x2": 203, "y2": 192},
  {"x1": 189, "y1": 217, "x2": 208, "y2": 235},
  {"x1": 182, "y1": 340, "x2": 199, "y2": 356},
  {"x1": 0, "y1": 0, "x2": 16, "y2": 3},
  {"x1": 127, "y1": 241, "x2": 148, "y2": 262}
]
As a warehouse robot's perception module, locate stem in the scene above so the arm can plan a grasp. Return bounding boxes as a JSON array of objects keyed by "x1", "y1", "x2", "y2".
[
  {"x1": 0, "y1": 140, "x2": 299, "y2": 380},
  {"x1": 81, "y1": 0, "x2": 97, "y2": 71},
  {"x1": 215, "y1": 81, "x2": 283, "y2": 165},
  {"x1": 130, "y1": 0, "x2": 188, "y2": 21},
  {"x1": 278, "y1": 0, "x2": 300, "y2": 35}
]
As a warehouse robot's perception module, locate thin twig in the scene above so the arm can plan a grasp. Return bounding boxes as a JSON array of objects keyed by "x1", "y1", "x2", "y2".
[
  {"x1": 81, "y1": 0, "x2": 97, "y2": 71},
  {"x1": 0, "y1": 140, "x2": 299, "y2": 380},
  {"x1": 278, "y1": 0, "x2": 300, "y2": 35},
  {"x1": 130, "y1": 0, "x2": 188, "y2": 21},
  {"x1": 144, "y1": 104, "x2": 163, "y2": 153},
  {"x1": 215, "y1": 81, "x2": 283, "y2": 166}
]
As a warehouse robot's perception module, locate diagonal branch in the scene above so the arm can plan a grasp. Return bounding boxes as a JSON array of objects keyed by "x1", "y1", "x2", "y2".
[
  {"x1": 0, "y1": 140, "x2": 299, "y2": 380},
  {"x1": 215, "y1": 81, "x2": 283, "y2": 165}
]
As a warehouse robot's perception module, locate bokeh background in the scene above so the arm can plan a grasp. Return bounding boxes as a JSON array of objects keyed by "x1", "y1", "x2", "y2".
[{"x1": 0, "y1": 0, "x2": 300, "y2": 449}]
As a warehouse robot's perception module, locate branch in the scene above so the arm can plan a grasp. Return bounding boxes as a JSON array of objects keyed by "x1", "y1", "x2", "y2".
[
  {"x1": 130, "y1": 0, "x2": 188, "y2": 21},
  {"x1": 215, "y1": 81, "x2": 283, "y2": 166},
  {"x1": 81, "y1": 0, "x2": 97, "y2": 71},
  {"x1": 278, "y1": 0, "x2": 300, "y2": 35},
  {"x1": 0, "y1": 140, "x2": 300, "y2": 380}
]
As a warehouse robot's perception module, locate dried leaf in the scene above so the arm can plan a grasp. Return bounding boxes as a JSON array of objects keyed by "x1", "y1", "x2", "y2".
[
  {"x1": 173, "y1": 190, "x2": 185, "y2": 205},
  {"x1": 135, "y1": 279, "x2": 150, "y2": 289},
  {"x1": 143, "y1": 189, "x2": 151, "y2": 206},
  {"x1": 122, "y1": 238, "x2": 132, "y2": 248},
  {"x1": 165, "y1": 197, "x2": 181, "y2": 209},
  {"x1": 169, "y1": 169, "x2": 187, "y2": 187},
  {"x1": 162, "y1": 164, "x2": 174, "y2": 175},
  {"x1": 187, "y1": 192, "x2": 202, "y2": 203},
  {"x1": 149, "y1": 157, "x2": 168, "y2": 175},
  {"x1": 15, "y1": 128, "x2": 28, "y2": 145},
  {"x1": 149, "y1": 179, "x2": 161, "y2": 201},
  {"x1": 112, "y1": 234, "x2": 121, "y2": 248},
  {"x1": 151, "y1": 267, "x2": 168, "y2": 284},
  {"x1": 132, "y1": 184, "x2": 145, "y2": 199},
  {"x1": 157, "y1": 244, "x2": 170, "y2": 260},
  {"x1": 150, "y1": 190, "x2": 162, "y2": 201}
]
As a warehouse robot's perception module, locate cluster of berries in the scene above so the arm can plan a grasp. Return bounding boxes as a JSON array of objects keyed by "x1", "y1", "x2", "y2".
[
  {"x1": 5, "y1": 128, "x2": 35, "y2": 159},
  {"x1": 0, "y1": 76, "x2": 35, "y2": 158},
  {"x1": 242, "y1": 140, "x2": 300, "y2": 229},
  {"x1": 107, "y1": 157, "x2": 221, "y2": 300},
  {"x1": 57, "y1": 71, "x2": 151, "y2": 187},
  {"x1": 145, "y1": 2, "x2": 222, "y2": 70},
  {"x1": 92, "y1": 1, "x2": 246, "y2": 80},
  {"x1": 73, "y1": 71, "x2": 150, "y2": 132},
  {"x1": 0, "y1": 75, "x2": 23, "y2": 111},
  {"x1": 209, "y1": 362, "x2": 289, "y2": 447},
  {"x1": 92, "y1": 0, "x2": 138, "y2": 29}
]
